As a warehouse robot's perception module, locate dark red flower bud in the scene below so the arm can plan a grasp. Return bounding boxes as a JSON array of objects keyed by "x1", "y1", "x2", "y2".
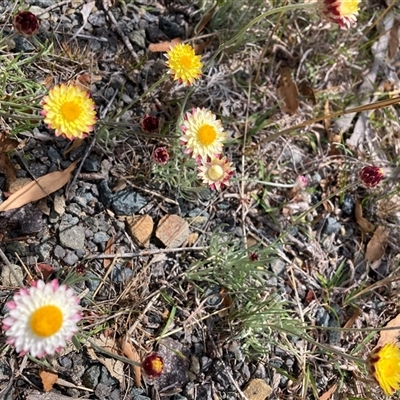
[
  {"x1": 153, "y1": 147, "x2": 170, "y2": 165},
  {"x1": 13, "y1": 11, "x2": 40, "y2": 37},
  {"x1": 141, "y1": 114, "x2": 159, "y2": 133},
  {"x1": 142, "y1": 353, "x2": 164, "y2": 378},
  {"x1": 249, "y1": 252, "x2": 259, "y2": 261},
  {"x1": 359, "y1": 166, "x2": 384, "y2": 188},
  {"x1": 75, "y1": 264, "x2": 86, "y2": 274}
]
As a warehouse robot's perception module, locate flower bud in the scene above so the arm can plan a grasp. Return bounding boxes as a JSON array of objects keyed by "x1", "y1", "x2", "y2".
[
  {"x1": 359, "y1": 166, "x2": 384, "y2": 188},
  {"x1": 141, "y1": 114, "x2": 159, "y2": 133},
  {"x1": 153, "y1": 147, "x2": 170, "y2": 165},
  {"x1": 13, "y1": 11, "x2": 40, "y2": 37},
  {"x1": 142, "y1": 353, "x2": 164, "y2": 378}
]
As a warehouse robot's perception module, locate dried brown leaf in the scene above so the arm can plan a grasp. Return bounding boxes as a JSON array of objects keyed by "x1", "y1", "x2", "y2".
[
  {"x1": 324, "y1": 99, "x2": 331, "y2": 130},
  {"x1": 319, "y1": 383, "x2": 338, "y2": 400},
  {"x1": 74, "y1": 73, "x2": 102, "y2": 91},
  {"x1": 121, "y1": 340, "x2": 141, "y2": 387},
  {"x1": 298, "y1": 82, "x2": 316, "y2": 104},
  {"x1": 0, "y1": 133, "x2": 19, "y2": 153},
  {"x1": 87, "y1": 335, "x2": 125, "y2": 387},
  {"x1": 357, "y1": 216, "x2": 375, "y2": 234},
  {"x1": 194, "y1": 38, "x2": 213, "y2": 55},
  {"x1": 276, "y1": 67, "x2": 299, "y2": 114},
  {"x1": 343, "y1": 308, "x2": 361, "y2": 329},
  {"x1": 0, "y1": 160, "x2": 79, "y2": 212},
  {"x1": 195, "y1": 3, "x2": 217, "y2": 35},
  {"x1": 148, "y1": 38, "x2": 181, "y2": 52},
  {"x1": 0, "y1": 153, "x2": 16, "y2": 184},
  {"x1": 365, "y1": 226, "x2": 389, "y2": 263},
  {"x1": 39, "y1": 369, "x2": 58, "y2": 392},
  {"x1": 62, "y1": 138, "x2": 84, "y2": 158},
  {"x1": 355, "y1": 200, "x2": 375, "y2": 233},
  {"x1": 389, "y1": 18, "x2": 399, "y2": 60},
  {"x1": 103, "y1": 236, "x2": 115, "y2": 269},
  {"x1": 376, "y1": 314, "x2": 400, "y2": 348}
]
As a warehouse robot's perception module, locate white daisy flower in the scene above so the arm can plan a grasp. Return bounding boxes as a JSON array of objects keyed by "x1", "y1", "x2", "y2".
[
  {"x1": 2, "y1": 280, "x2": 81, "y2": 358},
  {"x1": 198, "y1": 155, "x2": 235, "y2": 191},
  {"x1": 180, "y1": 108, "x2": 227, "y2": 159}
]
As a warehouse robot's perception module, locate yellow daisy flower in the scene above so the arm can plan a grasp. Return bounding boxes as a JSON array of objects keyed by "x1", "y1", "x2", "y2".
[
  {"x1": 180, "y1": 108, "x2": 227, "y2": 159},
  {"x1": 367, "y1": 343, "x2": 400, "y2": 395},
  {"x1": 165, "y1": 43, "x2": 202, "y2": 86},
  {"x1": 198, "y1": 156, "x2": 235, "y2": 191},
  {"x1": 317, "y1": 0, "x2": 361, "y2": 28},
  {"x1": 42, "y1": 83, "x2": 97, "y2": 140}
]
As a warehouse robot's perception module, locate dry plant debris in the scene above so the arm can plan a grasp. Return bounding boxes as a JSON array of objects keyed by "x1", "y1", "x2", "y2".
[{"x1": 1, "y1": 0, "x2": 400, "y2": 399}]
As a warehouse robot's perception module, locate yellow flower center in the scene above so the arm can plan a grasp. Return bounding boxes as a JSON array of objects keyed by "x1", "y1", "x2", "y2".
[
  {"x1": 30, "y1": 305, "x2": 63, "y2": 337},
  {"x1": 197, "y1": 124, "x2": 217, "y2": 146},
  {"x1": 180, "y1": 55, "x2": 193, "y2": 70},
  {"x1": 152, "y1": 358, "x2": 164, "y2": 373},
  {"x1": 339, "y1": 0, "x2": 360, "y2": 15},
  {"x1": 61, "y1": 101, "x2": 82, "y2": 121},
  {"x1": 208, "y1": 165, "x2": 224, "y2": 181}
]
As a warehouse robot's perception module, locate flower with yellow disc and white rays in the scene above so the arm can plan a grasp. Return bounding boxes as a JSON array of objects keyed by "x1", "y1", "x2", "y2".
[
  {"x1": 198, "y1": 155, "x2": 235, "y2": 191},
  {"x1": 2, "y1": 279, "x2": 81, "y2": 358},
  {"x1": 180, "y1": 107, "x2": 227, "y2": 160},
  {"x1": 42, "y1": 83, "x2": 97, "y2": 140}
]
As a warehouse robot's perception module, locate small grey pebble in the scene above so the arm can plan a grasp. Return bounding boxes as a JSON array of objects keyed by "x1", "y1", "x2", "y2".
[
  {"x1": 323, "y1": 217, "x2": 341, "y2": 235},
  {"x1": 36, "y1": 242, "x2": 52, "y2": 261},
  {"x1": 271, "y1": 259, "x2": 286, "y2": 276},
  {"x1": 6, "y1": 242, "x2": 26, "y2": 257},
  {"x1": 93, "y1": 232, "x2": 110, "y2": 244},
  {"x1": 85, "y1": 229, "x2": 94, "y2": 239},
  {"x1": 63, "y1": 251, "x2": 79, "y2": 266},
  {"x1": 53, "y1": 245, "x2": 66, "y2": 259},
  {"x1": 48, "y1": 146, "x2": 62, "y2": 163},
  {"x1": 95, "y1": 382, "x2": 112, "y2": 398},
  {"x1": 59, "y1": 225, "x2": 85, "y2": 250},
  {"x1": 83, "y1": 157, "x2": 101, "y2": 172},
  {"x1": 66, "y1": 203, "x2": 82, "y2": 217},
  {"x1": 341, "y1": 194, "x2": 355, "y2": 216},
  {"x1": 112, "y1": 266, "x2": 133, "y2": 284}
]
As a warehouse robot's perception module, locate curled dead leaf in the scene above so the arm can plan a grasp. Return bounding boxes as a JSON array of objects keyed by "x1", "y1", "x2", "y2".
[
  {"x1": 0, "y1": 153, "x2": 17, "y2": 186},
  {"x1": 355, "y1": 200, "x2": 375, "y2": 234},
  {"x1": 376, "y1": 313, "x2": 400, "y2": 349},
  {"x1": 0, "y1": 132, "x2": 19, "y2": 153},
  {"x1": 39, "y1": 370, "x2": 58, "y2": 392},
  {"x1": 365, "y1": 225, "x2": 389, "y2": 263},
  {"x1": 148, "y1": 38, "x2": 181, "y2": 52},
  {"x1": 121, "y1": 339, "x2": 141, "y2": 387},
  {"x1": 298, "y1": 82, "x2": 316, "y2": 105},
  {"x1": 276, "y1": 67, "x2": 299, "y2": 114}
]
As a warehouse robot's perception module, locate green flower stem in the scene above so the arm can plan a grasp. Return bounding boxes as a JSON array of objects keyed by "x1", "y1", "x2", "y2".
[
  {"x1": 110, "y1": 75, "x2": 169, "y2": 122},
  {"x1": 0, "y1": 248, "x2": 24, "y2": 288},
  {"x1": 0, "y1": 31, "x2": 19, "y2": 49},
  {"x1": 206, "y1": 2, "x2": 317, "y2": 67},
  {"x1": 269, "y1": 323, "x2": 366, "y2": 364},
  {"x1": 242, "y1": 178, "x2": 300, "y2": 188}
]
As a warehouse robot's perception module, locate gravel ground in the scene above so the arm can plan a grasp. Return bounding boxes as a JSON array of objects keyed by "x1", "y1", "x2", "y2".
[{"x1": 1, "y1": 0, "x2": 400, "y2": 399}]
